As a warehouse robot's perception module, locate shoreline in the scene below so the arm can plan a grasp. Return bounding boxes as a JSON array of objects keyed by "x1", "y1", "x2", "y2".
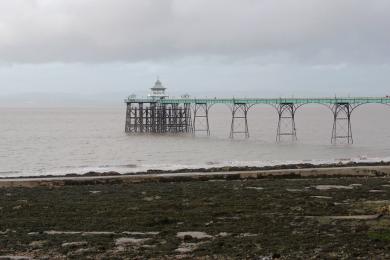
[
  {"x1": 1, "y1": 163, "x2": 390, "y2": 188},
  {"x1": 1, "y1": 160, "x2": 390, "y2": 180}
]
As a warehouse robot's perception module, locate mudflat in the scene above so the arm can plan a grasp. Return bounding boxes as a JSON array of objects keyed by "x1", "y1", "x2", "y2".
[{"x1": 1, "y1": 171, "x2": 390, "y2": 259}]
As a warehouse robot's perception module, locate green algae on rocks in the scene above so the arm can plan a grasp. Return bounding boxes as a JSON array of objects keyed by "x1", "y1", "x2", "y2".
[{"x1": 1, "y1": 176, "x2": 390, "y2": 259}]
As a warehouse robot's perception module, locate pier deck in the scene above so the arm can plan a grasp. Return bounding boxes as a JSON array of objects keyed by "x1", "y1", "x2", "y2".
[{"x1": 129, "y1": 97, "x2": 390, "y2": 105}]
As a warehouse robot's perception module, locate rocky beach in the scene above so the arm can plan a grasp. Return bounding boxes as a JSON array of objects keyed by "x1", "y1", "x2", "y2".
[{"x1": 1, "y1": 165, "x2": 390, "y2": 259}]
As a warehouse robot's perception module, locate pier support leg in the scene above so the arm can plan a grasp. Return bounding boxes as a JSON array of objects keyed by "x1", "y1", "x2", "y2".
[
  {"x1": 230, "y1": 103, "x2": 250, "y2": 138},
  {"x1": 125, "y1": 102, "x2": 142, "y2": 133},
  {"x1": 331, "y1": 103, "x2": 353, "y2": 144},
  {"x1": 276, "y1": 103, "x2": 297, "y2": 142},
  {"x1": 184, "y1": 103, "x2": 193, "y2": 133},
  {"x1": 138, "y1": 103, "x2": 144, "y2": 133},
  {"x1": 158, "y1": 104, "x2": 166, "y2": 133},
  {"x1": 150, "y1": 103, "x2": 157, "y2": 133},
  {"x1": 125, "y1": 103, "x2": 131, "y2": 132},
  {"x1": 193, "y1": 103, "x2": 211, "y2": 136}
]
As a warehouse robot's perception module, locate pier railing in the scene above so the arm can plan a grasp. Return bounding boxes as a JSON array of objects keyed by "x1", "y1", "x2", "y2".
[{"x1": 126, "y1": 97, "x2": 390, "y2": 105}]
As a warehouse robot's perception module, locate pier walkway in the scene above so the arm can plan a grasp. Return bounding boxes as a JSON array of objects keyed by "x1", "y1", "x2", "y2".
[{"x1": 160, "y1": 97, "x2": 390, "y2": 105}]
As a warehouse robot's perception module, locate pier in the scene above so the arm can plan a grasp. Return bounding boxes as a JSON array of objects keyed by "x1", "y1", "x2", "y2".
[{"x1": 125, "y1": 80, "x2": 390, "y2": 144}]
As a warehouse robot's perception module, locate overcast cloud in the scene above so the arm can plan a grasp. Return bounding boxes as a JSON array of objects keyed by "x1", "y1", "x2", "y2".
[
  {"x1": 0, "y1": 0, "x2": 390, "y2": 100},
  {"x1": 1, "y1": 0, "x2": 390, "y2": 64}
]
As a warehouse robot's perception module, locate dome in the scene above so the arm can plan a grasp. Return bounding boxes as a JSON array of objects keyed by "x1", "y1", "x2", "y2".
[
  {"x1": 151, "y1": 79, "x2": 166, "y2": 90},
  {"x1": 155, "y1": 79, "x2": 162, "y2": 86}
]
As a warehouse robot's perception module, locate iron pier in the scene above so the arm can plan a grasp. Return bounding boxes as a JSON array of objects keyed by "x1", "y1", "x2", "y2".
[{"x1": 125, "y1": 80, "x2": 390, "y2": 144}]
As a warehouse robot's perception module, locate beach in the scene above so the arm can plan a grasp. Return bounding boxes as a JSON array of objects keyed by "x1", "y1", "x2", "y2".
[{"x1": 1, "y1": 165, "x2": 390, "y2": 259}]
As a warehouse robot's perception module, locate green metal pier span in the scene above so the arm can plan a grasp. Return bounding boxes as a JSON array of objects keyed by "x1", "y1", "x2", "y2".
[
  {"x1": 125, "y1": 96, "x2": 390, "y2": 144},
  {"x1": 159, "y1": 97, "x2": 390, "y2": 105},
  {"x1": 124, "y1": 80, "x2": 390, "y2": 144}
]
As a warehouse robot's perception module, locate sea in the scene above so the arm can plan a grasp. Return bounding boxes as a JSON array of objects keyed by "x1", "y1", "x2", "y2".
[{"x1": 1, "y1": 104, "x2": 390, "y2": 177}]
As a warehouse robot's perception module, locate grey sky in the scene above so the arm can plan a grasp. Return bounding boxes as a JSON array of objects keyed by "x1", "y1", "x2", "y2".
[{"x1": 0, "y1": 0, "x2": 390, "y2": 102}]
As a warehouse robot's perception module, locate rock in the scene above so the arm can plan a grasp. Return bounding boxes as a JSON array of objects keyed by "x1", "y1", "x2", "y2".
[
  {"x1": 311, "y1": 215, "x2": 381, "y2": 220},
  {"x1": 205, "y1": 220, "x2": 213, "y2": 226},
  {"x1": 143, "y1": 197, "x2": 154, "y2": 201},
  {"x1": 286, "y1": 189, "x2": 303, "y2": 192},
  {"x1": 0, "y1": 256, "x2": 32, "y2": 260},
  {"x1": 68, "y1": 247, "x2": 94, "y2": 256},
  {"x1": 246, "y1": 187, "x2": 264, "y2": 190},
  {"x1": 122, "y1": 231, "x2": 159, "y2": 236},
  {"x1": 217, "y1": 216, "x2": 240, "y2": 220},
  {"x1": 0, "y1": 229, "x2": 11, "y2": 235},
  {"x1": 310, "y1": 196, "x2": 332, "y2": 199},
  {"x1": 217, "y1": 232, "x2": 229, "y2": 237},
  {"x1": 29, "y1": 240, "x2": 47, "y2": 248},
  {"x1": 377, "y1": 205, "x2": 390, "y2": 215},
  {"x1": 61, "y1": 241, "x2": 88, "y2": 248},
  {"x1": 115, "y1": 237, "x2": 151, "y2": 246},
  {"x1": 82, "y1": 231, "x2": 115, "y2": 236},
  {"x1": 177, "y1": 231, "x2": 213, "y2": 240},
  {"x1": 239, "y1": 233, "x2": 257, "y2": 237},
  {"x1": 364, "y1": 200, "x2": 390, "y2": 204},
  {"x1": 175, "y1": 242, "x2": 205, "y2": 253},
  {"x1": 44, "y1": 230, "x2": 81, "y2": 235},
  {"x1": 83, "y1": 171, "x2": 101, "y2": 176},
  {"x1": 315, "y1": 185, "x2": 354, "y2": 190}
]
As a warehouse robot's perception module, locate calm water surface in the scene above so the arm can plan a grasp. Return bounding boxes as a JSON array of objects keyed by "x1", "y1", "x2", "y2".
[{"x1": 1, "y1": 104, "x2": 390, "y2": 177}]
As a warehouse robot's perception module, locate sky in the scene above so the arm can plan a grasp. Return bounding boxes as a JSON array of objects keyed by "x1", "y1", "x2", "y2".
[{"x1": 0, "y1": 0, "x2": 390, "y2": 104}]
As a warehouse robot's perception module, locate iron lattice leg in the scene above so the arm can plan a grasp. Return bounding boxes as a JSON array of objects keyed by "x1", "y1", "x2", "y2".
[
  {"x1": 184, "y1": 103, "x2": 193, "y2": 133},
  {"x1": 125, "y1": 102, "x2": 142, "y2": 133},
  {"x1": 125, "y1": 103, "x2": 131, "y2": 132},
  {"x1": 331, "y1": 103, "x2": 353, "y2": 144},
  {"x1": 276, "y1": 103, "x2": 297, "y2": 142},
  {"x1": 230, "y1": 103, "x2": 250, "y2": 138},
  {"x1": 193, "y1": 103, "x2": 211, "y2": 136}
]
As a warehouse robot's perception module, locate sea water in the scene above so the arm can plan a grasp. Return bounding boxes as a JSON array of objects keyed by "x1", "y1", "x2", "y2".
[{"x1": 1, "y1": 104, "x2": 390, "y2": 177}]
